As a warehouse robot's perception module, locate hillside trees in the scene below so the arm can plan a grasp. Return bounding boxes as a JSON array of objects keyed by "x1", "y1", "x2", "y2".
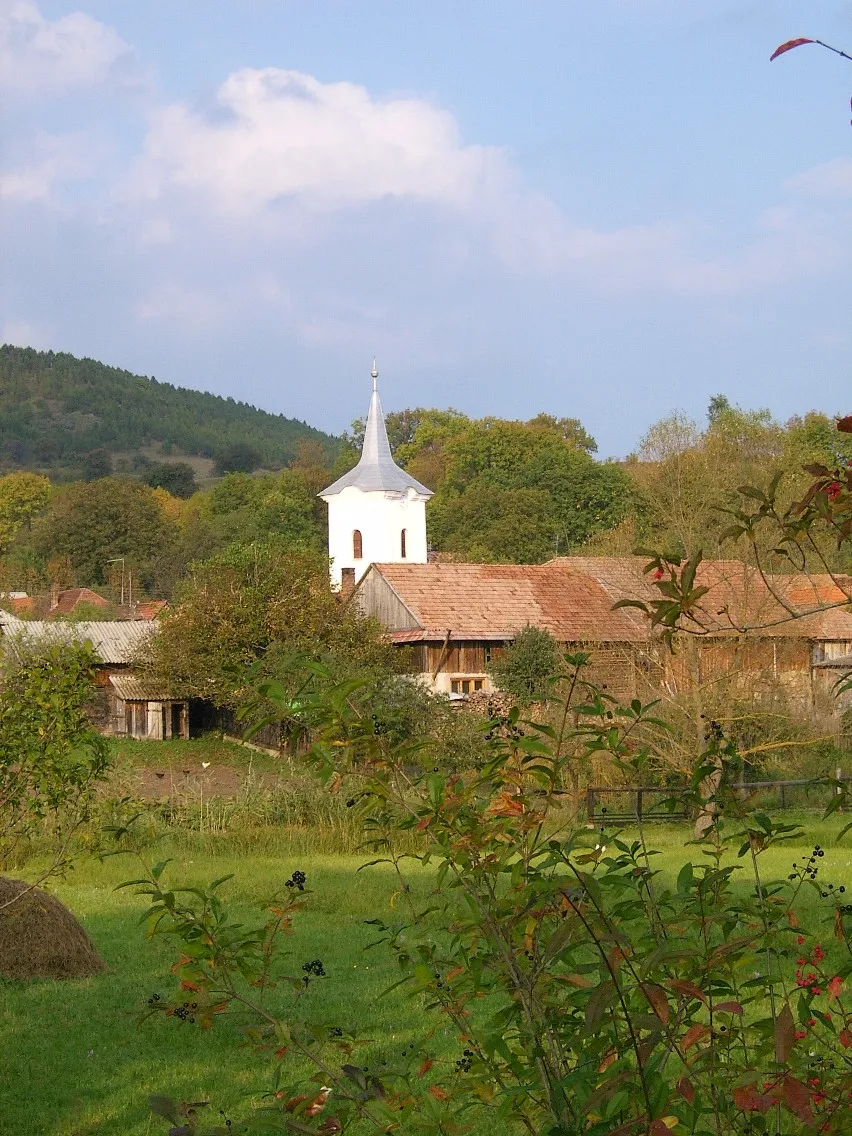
[
  {"x1": 142, "y1": 462, "x2": 198, "y2": 499},
  {"x1": 0, "y1": 345, "x2": 338, "y2": 476}
]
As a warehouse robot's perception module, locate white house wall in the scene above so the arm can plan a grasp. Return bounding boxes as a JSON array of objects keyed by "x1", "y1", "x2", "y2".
[{"x1": 327, "y1": 486, "x2": 428, "y2": 588}]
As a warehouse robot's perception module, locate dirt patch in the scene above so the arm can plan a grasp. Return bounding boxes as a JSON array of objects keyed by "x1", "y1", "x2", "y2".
[
  {"x1": 125, "y1": 764, "x2": 288, "y2": 801},
  {"x1": 0, "y1": 878, "x2": 104, "y2": 980}
]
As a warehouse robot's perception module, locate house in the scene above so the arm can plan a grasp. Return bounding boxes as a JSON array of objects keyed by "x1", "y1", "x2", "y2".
[
  {"x1": 352, "y1": 558, "x2": 852, "y2": 721},
  {"x1": 0, "y1": 611, "x2": 187, "y2": 740},
  {"x1": 3, "y1": 585, "x2": 168, "y2": 621}
]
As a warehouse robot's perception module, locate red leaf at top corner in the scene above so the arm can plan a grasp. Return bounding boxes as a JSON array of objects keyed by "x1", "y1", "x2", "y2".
[
  {"x1": 770, "y1": 37, "x2": 814, "y2": 61},
  {"x1": 837, "y1": 415, "x2": 852, "y2": 433}
]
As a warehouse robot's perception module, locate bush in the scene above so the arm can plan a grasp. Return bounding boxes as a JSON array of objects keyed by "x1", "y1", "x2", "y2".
[{"x1": 487, "y1": 624, "x2": 562, "y2": 702}]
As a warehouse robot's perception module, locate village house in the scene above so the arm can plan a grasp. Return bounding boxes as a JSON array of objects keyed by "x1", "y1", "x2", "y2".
[
  {"x1": 0, "y1": 611, "x2": 188, "y2": 740},
  {"x1": 328, "y1": 367, "x2": 852, "y2": 729},
  {"x1": 3, "y1": 584, "x2": 167, "y2": 621},
  {"x1": 351, "y1": 557, "x2": 852, "y2": 726}
]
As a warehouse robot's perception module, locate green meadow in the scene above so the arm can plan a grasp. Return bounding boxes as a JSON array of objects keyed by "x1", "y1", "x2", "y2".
[{"x1": 1, "y1": 804, "x2": 850, "y2": 1135}]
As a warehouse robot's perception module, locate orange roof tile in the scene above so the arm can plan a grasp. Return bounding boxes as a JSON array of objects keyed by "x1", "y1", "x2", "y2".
[
  {"x1": 366, "y1": 558, "x2": 852, "y2": 644},
  {"x1": 367, "y1": 562, "x2": 650, "y2": 643}
]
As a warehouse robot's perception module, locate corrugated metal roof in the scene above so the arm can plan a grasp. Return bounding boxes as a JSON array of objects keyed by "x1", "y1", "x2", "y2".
[
  {"x1": 0, "y1": 612, "x2": 156, "y2": 663},
  {"x1": 109, "y1": 674, "x2": 179, "y2": 701},
  {"x1": 319, "y1": 380, "x2": 432, "y2": 499}
]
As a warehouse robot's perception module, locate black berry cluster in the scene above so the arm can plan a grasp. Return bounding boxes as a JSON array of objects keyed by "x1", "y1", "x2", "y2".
[
  {"x1": 789, "y1": 846, "x2": 826, "y2": 884},
  {"x1": 454, "y1": 1049, "x2": 474, "y2": 1073},
  {"x1": 173, "y1": 1000, "x2": 198, "y2": 1023},
  {"x1": 285, "y1": 869, "x2": 307, "y2": 891},
  {"x1": 327, "y1": 1026, "x2": 343, "y2": 1038},
  {"x1": 146, "y1": 992, "x2": 161, "y2": 1005},
  {"x1": 302, "y1": 958, "x2": 326, "y2": 977},
  {"x1": 371, "y1": 713, "x2": 389, "y2": 736}
]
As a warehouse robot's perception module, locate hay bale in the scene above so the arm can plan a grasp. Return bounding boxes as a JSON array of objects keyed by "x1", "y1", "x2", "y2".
[{"x1": 0, "y1": 877, "x2": 104, "y2": 980}]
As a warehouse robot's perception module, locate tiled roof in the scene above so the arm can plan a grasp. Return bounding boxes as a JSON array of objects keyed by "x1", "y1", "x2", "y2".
[
  {"x1": 555, "y1": 557, "x2": 852, "y2": 641},
  {"x1": 366, "y1": 562, "x2": 650, "y2": 642},
  {"x1": 133, "y1": 600, "x2": 168, "y2": 620},
  {"x1": 0, "y1": 612, "x2": 156, "y2": 663},
  {"x1": 49, "y1": 587, "x2": 112, "y2": 616},
  {"x1": 365, "y1": 559, "x2": 852, "y2": 644}
]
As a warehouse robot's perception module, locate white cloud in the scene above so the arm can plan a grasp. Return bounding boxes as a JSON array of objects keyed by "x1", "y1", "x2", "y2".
[
  {"x1": 786, "y1": 158, "x2": 852, "y2": 198},
  {"x1": 0, "y1": 0, "x2": 130, "y2": 94},
  {"x1": 0, "y1": 130, "x2": 93, "y2": 201},
  {"x1": 1, "y1": 318, "x2": 50, "y2": 348},
  {"x1": 132, "y1": 68, "x2": 508, "y2": 212}
]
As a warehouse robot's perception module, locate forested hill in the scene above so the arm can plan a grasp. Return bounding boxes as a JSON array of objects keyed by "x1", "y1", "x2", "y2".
[{"x1": 0, "y1": 345, "x2": 338, "y2": 478}]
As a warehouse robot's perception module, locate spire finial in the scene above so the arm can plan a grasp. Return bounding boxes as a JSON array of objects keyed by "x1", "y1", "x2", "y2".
[{"x1": 370, "y1": 357, "x2": 378, "y2": 391}]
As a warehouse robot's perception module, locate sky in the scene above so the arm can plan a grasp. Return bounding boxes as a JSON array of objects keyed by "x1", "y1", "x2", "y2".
[{"x1": 2, "y1": 1, "x2": 852, "y2": 457}]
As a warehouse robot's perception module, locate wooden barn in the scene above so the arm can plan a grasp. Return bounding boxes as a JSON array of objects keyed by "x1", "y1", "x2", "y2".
[
  {"x1": 352, "y1": 558, "x2": 852, "y2": 725},
  {"x1": 0, "y1": 612, "x2": 188, "y2": 740}
]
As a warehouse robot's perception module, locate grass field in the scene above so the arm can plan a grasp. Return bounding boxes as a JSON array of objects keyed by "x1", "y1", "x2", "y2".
[{"x1": 2, "y1": 815, "x2": 851, "y2": 1135}]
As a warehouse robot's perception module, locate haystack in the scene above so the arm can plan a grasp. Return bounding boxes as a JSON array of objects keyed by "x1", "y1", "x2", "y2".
[{"x1": 0, "y1": 877, "x2": 104, "y2": 980}]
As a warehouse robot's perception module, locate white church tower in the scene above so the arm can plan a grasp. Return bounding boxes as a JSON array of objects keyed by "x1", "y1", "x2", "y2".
[{"x1": 320, "y1": 362, "x2": 432, "y2": 590}]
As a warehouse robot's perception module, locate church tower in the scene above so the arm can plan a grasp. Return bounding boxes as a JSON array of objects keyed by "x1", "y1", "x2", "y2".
[{"x1": 320, "y1": 363, "x2": 432, "y2": 589}]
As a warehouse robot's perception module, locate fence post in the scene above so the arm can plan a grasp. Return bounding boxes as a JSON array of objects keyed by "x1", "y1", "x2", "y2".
[
  {"x1": 780, "y1": 782, "x2": 786, "y2": 810},
  {"x1": 838, "y1": 767, "x2": 843, "y2": 814},
  {"x1": 586, "y1": 787, "x2": 595, "y2": 822},
  {"x1": 636, "y1": 788, "x2": 643, "y2": 822}
]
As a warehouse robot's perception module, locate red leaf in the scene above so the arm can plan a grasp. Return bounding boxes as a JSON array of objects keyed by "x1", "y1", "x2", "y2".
[
  {"x1": 417, "y1": 1058, "x2": 433, "y2": 1078},
  {"x1": 715, "y1": 1000, "x2": 744, "y2": 1015},
  {"x1": 682, "y1": 1024, "x2": 709, "y2": 1051},
  {"x1": 770, "y1": 37, "x2": 814, "y2": 61},
  {"x1": 837, "y1": 415, "x2": 852, "y2": 433},
  {"x1": 782, "y1": 1076, "x2": 814, "y2": 1124},
  {"x1": 733, "y1": 1084, "x2": 775, "y2": 1114},
  {"x1": 839, "y1": 1028, "x2": 852, "y2": 1049},
  {"x1": 641, "y1": 983, "x2": 670, "y2": 1024},
  {"x1": 775, "y1": 1002, "x2": 796, "y2": 1063},
  {"x1": 677, "y1": 1076, "x2": 695, "y2": 1104},
  {"x1": 428, "y1": 1085, "x2": 449, "y2": 1101},
  {"x1": 669, "y1": 979, "x2": 707, "y2": 1004}
]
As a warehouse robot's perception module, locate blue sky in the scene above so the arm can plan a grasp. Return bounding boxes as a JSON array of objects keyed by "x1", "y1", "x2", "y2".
[{"x1": 2, "y1": 1, "x2": 852, "y2": 456}]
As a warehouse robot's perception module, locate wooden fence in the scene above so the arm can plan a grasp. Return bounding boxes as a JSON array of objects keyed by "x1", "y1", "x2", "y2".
[{"x1": 585, "y1": 776, "x2": 852, "y2": 823}]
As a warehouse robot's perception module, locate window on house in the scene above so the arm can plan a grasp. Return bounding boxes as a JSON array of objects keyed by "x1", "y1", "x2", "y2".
[
  {"x1": 353, "y1": 530, "x2": 363, "y2": 559},
  {"x1": 450, "y1": 677, "x2": 485, "y2": 695},
  {"x1": 400, "y1": 528, "x2": 407, "y2": 558},
  {"x1": 484, "y1": 645, "x2": 493, "y2": 664}
]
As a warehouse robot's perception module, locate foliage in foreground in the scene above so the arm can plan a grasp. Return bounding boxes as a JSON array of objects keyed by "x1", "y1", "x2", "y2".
[
  {"x1": 0, "y1": 639, "x2": 110, "y2": 898},
  {"x1": 118, "y1": 655, "x2": 852, "y2": 1136}
]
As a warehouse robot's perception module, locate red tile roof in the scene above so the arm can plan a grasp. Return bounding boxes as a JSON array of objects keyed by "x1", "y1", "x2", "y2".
[
  {"x1": 369, "y1": 562, "x2": 650, "y2": 643},
  {"x1": 366, "y1": 559, "x2": 852, "y2": 644}
]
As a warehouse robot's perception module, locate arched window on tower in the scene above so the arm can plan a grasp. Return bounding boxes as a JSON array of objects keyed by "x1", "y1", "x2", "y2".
[
  {"x1": 400, "y1": 528, "x2": 407, "y2": 558},
  {"x1": 353, "y1": 530, "x2": 363, "y2": 559}
]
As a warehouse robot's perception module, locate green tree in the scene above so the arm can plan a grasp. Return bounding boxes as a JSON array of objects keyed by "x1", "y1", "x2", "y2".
[
  {"x1": 30, "y1": 478, "x2": 177, "y2": 589},
  {"x1": 428, "y1": 485, "x2": 558, "y2": 562},
  {"x1": 0, "y1": 639, "x2": 110, "y2": 894},
  {"x1": 143, "y1": 462, "x2": 198, "y2": 499},
  {"x1": 213, "y1": 442, "x2": 262, "y2": 475},
  {"x1": 146, "y1": 539, "x2": 393, "y2": 710},
  {"x1": 80, "y1": 449, "x2": 112, "y2": 481},
  {"x1": 487, "y1": 624, "x2": 562, "y2": 702},
  {"x1": 0, "y1": 472, "x2": 51, "y2": 552}
]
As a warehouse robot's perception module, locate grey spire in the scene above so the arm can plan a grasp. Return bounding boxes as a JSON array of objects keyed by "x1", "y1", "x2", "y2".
[{"x1": 319, "y1": 366, "x2": 433, "y2": 499}]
